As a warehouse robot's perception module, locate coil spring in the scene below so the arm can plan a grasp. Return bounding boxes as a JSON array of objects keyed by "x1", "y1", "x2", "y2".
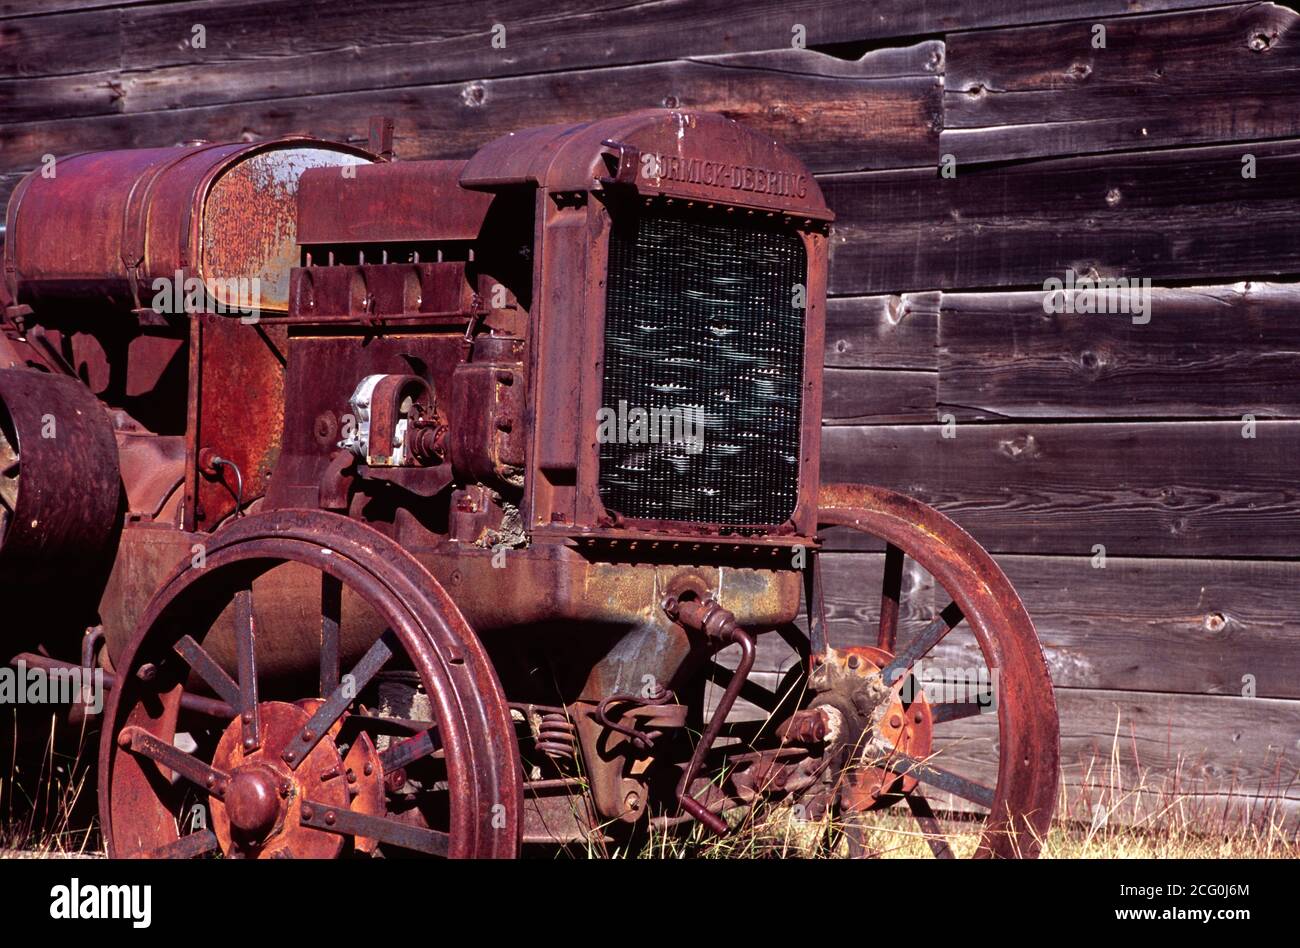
[{"x1": 533, "y1": 708, "x2": 577, "y2": 761}]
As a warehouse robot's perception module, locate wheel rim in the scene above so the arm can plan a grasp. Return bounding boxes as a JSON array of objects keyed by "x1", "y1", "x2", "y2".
[
  {"x1": 816, "y1": 484, "x2": 1060, "y2": 859},
  {"x1": 99, "y1": 509, "x2": 521, "y2": 858}
]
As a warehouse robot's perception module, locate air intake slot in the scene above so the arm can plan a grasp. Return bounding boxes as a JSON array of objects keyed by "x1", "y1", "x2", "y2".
[{"x1": 599, "y1": 209, "x2": 806, "y2": 528}]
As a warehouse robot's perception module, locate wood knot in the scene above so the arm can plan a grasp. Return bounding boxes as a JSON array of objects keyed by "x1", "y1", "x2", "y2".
[
  {"x1": 461, "y1": 83, "x2": 487, "y2": 107},
  {"x1": 996, "y1": 434, "x2": 1041, "y2": 460},
  {"x1": 1248, "y1": 29, "x2": 1278, "y2": 52}
]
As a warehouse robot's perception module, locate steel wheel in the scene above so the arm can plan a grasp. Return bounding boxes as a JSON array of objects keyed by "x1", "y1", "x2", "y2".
[
  {"x1": 813, "y1": 484, "x2": 1059, "y2": 858},
  {"x1": 99, "y1": 509, "x2": 521, "y2": 858}
]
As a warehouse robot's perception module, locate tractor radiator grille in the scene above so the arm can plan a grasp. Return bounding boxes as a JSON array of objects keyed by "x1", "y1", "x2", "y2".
[{"x1": 599, "y1": 210, "x2": 806, "y2": 528}]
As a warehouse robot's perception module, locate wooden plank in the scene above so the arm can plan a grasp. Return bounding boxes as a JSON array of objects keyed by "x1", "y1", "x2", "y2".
[
  {"x1": 0, "y1": 47, "x2": 941, "y2": 191},
  {"x1": 0, "y1": 1, "x2": 950, "y2": 120},
  {"x1": 0, "y1": 1, "x2": 1240, "y2": 87},
  {"x1": 932, "y1": 687, "x2": 1300, "y2": 807},
  {"x1": 938, "y1": 283, "x2": 1300, "y2": 419},
  {"x1": 945, "y1": 4, "x2": 1300, "y2": 164},
  {"x1": 823, "y1": 368, "x2": 935, "y2": 425},
  {"x1": 796, "y1": 552, "x2": 1300, "y2": 699},
  {"x1": 821, "y1": 139, "x2": 1300, "y2": 295},
  {"x1": 820, "y1": 421, "x2": 1300, "y2": 557},
  {"x1": 825, "y1": 293, "x2": 939, "y2": 370},
  {"x1": 0, "y1": 1, "x2": 165, "y2": 16},
  {"x1": 0, "y1": 7, "x2": 119, "y2": 78}
]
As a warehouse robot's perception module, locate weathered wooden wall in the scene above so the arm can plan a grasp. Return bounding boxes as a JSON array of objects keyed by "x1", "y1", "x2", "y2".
[{"x1": 4, "y1": 0, "x2": 1298, "y2": 829}]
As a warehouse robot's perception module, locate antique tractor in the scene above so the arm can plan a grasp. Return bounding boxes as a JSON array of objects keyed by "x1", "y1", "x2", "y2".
[{"x1": 0, "y1": 110, "x2": 1058, "y2": 858}]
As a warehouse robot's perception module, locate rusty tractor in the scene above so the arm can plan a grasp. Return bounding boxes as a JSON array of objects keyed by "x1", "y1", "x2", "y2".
[{"x1": 0, "y1": 110, "x2": 1058, "y2": 858}]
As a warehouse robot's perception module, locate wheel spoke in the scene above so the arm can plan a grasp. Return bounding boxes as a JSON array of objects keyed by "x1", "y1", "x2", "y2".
[
  {"x1": 929, "y1": 699, "x2": 992, "y2": 725},
  {"x1": 118, "y1": 726, "x2": 229, "y2": 798},
  {"x1": 877, "y1": 543, "x2": 904, "y2": 652},
  {"x1": 867, "y1": 745, "x2": 994, "y2": 810},
  {"x1": 143, "y1": 830, "x2": 220, "y2": 859},
  {"x1": 905, "y1": 790, "x2": 955, "y2": 858},
  {"x1": 299, "y1": 800, "x2": 449, "y2": 856},
  {"x1": 174, "y1": 635, "x2": 241, "y2": 709},
  {"x1": 379, "y1": 728, "x2": 443, "y2": 772},
  {"x1": 878, "y1": 601, "x2": 964, "y2": 687},
  {"x1": 283, "y1": 629, "x2": 397, "y2": 770},
  {"x1": 320, "y1": 572, "x2": 342, "y2": 698},
  {"x1": 233, "y1": 587, "x2": 260, "y2": 751}
]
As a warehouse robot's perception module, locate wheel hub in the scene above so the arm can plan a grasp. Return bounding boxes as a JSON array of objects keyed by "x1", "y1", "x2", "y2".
[
  {"x1": 210, "y1": 700, "x2": 351, "y2": 858},
  {"x1": 808, "y1": 645, "x2": 934, "y2": 811},
  {"x1": 225, "y1": 764, "x2": 283, "y2": 840}
]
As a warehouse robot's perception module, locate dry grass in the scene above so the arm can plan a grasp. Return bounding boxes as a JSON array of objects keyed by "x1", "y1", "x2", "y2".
[
  {"x1": 2, "y1": 709, "x2": 1294, "y2": 859},
  {"x1": 625, "y1": 722, "x2": 1299, "y2": 859},
  {"x1": 1, "y1": 710, "x2": 100, "y2": 857}
]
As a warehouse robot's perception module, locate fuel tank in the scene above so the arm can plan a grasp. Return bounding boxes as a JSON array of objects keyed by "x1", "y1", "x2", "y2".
[{"x1": 3, "y1": 138, "x2": 374, "y2": 316}]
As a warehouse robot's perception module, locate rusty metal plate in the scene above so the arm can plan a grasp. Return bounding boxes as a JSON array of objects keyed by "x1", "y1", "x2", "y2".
[{"x1": 201, "y1": 147, "x2": 370, "y2": 313}]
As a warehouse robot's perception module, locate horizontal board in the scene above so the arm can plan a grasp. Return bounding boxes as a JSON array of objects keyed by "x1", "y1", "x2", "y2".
[
  {"x1": 0, "y1": 7, "x2": 119, "y2": 78},
  {"x1": 0, "y1": 48, "x2": 941, "y2": 205},
  {"x1": 750, "y1": 551, "x2": 1300, "y2": 698},
  {"x1": 935, "y1": 687, "x2": 1300, "y2": 805},
  {"x1": 0, "y1": 1, "x2": 1245, "y2": 91},
  {"x1": 945, "y1": 4, "x2": 1300, "y2": 163},
  {"x1": 820, "y1": 421, "x2": 1300, "y2": 557},
  {"x1": 822, "y1": 138, "x2": 1300, "y2": 294},
  {"x1": 939, "y1": 283, "x2": 1300, "y2": 419},
  {"x1": 822, "y1": 368, "x2": 935, "y2": 424},
  {"x1": 825, "y1": 292, "x2": 940, "y2": 370}
]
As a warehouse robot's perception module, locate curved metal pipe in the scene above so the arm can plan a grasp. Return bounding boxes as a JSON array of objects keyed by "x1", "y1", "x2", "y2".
[{"x1": 664, "y1": 595, "x2": 755, "y2": 835}]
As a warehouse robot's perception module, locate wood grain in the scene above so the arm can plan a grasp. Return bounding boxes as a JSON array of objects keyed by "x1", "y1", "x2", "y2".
[
  {"x1": 0, "y1": 47, "x2": 942, "y2": 205},
  {"x1": 823, "y1": 368, "x2": 935, "y2": 424},
  {"x1": 821, "y1": 421, "x2": 1300, "y2": 557},
  {"x1": 822, "y1": 139, "x2": 1300, "y2": 295},
  {"x1": 825, "y1": 293, "x2": 940, "y2": 370},
  {"x1": 945, "y1": 4, "x2": 1300, "y2": 163},
  {"x1": 938, "y1": 283, "x2": 1300, "y2": 419}
]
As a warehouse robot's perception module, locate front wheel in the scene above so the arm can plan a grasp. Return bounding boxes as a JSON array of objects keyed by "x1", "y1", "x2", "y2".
[
  {"x1": 810, "y1": 484, "x2": 1060, "y2": 858},
  {"x1": 98, "y1": 509, "x2": 521, "y2": 859}
]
